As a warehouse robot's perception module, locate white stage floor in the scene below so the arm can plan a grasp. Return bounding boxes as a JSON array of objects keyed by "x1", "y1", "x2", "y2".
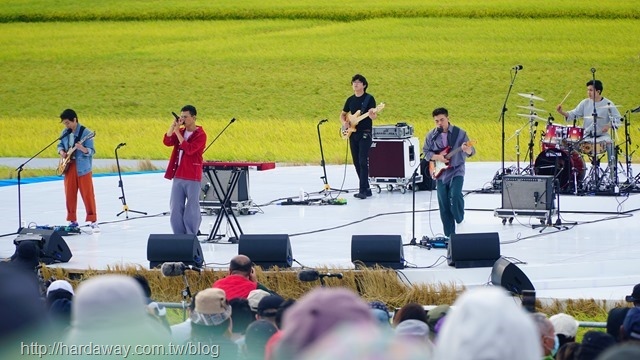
[{"x1": 1, "y1": 159, "x2": 639, "y2": 302}]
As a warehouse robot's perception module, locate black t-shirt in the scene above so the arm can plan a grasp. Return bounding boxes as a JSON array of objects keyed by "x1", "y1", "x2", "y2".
[{"x1": 343, "y1": 93, "x2": 376, "y2": 132}]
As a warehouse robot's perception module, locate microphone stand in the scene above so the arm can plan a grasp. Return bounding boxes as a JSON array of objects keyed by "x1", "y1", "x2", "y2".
[
  {"x1": 317, "y1": 119, "x2": 344, "y2": 194},
  {"x1": 202, "y1": 117, "x2": 236, "y2": 156},
  {"x1": 408, "y1": 164, "x2": 430, "y2": 248},
  {"x1": 589, "y1": 68, "x2": 602, "y2": 192},
  {"x1": 180, "y1": 273, "x2": 193, "y2": 321},
  {"x1": 115, "y1": 143, "x2": 147, "y2": 218},
  {"x1": 2, "y1": 134, "x2": 67, "y2": 237},
  {"x1": 496, "y1": 67, "x2": 521, "y2": 190}
]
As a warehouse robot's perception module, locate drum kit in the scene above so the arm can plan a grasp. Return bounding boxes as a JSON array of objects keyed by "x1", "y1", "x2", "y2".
[{"x1": 510, "y1": 92, "x2": 624, "y2": 195}]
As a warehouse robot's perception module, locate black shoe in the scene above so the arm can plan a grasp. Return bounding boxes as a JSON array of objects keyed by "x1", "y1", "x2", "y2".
[
  {"x1": 365, "y1": 189, "x2": 373, "y2": 197},
  {"x1": 354, "y1": 192, "x2": 367, "y2": 199}
]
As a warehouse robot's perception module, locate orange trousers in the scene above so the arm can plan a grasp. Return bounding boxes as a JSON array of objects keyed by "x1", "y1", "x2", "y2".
[{"x1": 64, "y1": 161, "x2": 97, "y2": 223}]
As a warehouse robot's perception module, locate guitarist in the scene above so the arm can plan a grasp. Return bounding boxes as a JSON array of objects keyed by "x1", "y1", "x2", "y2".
[
  {"x1": 56, "y1": 109, "x2": 98, "y2": 231},
  {"x1": 340, "y1": 74, "x2": 378, "y2": 199},
  {"x1": 423, "y1": 107, "x2": 475, "y2": 238}
]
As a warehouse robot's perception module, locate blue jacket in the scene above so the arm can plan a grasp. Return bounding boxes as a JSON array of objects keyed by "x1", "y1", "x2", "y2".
[{"x1": 57, "y1": 123, "x2": 95, "y2": 176}]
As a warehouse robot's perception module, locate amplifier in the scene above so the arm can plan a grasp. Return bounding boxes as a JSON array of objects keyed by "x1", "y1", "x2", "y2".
[
  {"x1": 372, "y1": 123, "x2": 414, "y2": 139},
  {"x1": 501, "y1": 175, "x2": 554, "y2": 211},
  {"x1": 200, "y1": 169, "x2": 249, "y2": 205},
  {"x1": 369, "y1": 137, "x2": 419, "y2": 178}
]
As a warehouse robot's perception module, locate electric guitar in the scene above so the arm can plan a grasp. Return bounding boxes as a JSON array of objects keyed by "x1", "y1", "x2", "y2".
[
  {"x1": 429, "y1": 140, "x2": 476, "y2": 180},
  {"x1": 56, "y1": 132, "x2": 96, "y2": 176},
  {"x1": 340, "y1": 103, "x2": 385, "y2": 140}
]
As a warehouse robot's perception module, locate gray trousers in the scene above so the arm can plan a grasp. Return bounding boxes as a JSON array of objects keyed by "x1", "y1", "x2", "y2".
[{"x1": 169, "y1": 178, "x2": 202, "y2": 235}]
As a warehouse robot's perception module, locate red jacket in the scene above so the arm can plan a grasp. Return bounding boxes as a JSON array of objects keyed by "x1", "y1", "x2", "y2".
[
  {"x1": 212, "y1": 275, "x2": 258, "y2": 300},
  {"x1": 163, "y1": 126, "x2": 206, "y2": 181}
]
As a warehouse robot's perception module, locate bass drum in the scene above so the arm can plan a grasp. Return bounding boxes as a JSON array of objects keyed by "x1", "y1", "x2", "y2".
[{"x1": 534, "y1": 149, "x2": 585, "y2": 192}]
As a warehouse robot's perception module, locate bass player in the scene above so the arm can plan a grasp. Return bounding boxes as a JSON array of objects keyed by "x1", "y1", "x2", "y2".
[
  {"x1": 57, "y1": 109, "x2": 99, "y2": 231},
  {"x1": 422, "y1": 107, "x2": 474, "y2": 238}
]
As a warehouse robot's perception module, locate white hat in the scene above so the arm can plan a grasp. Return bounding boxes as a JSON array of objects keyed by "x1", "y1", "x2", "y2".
[
  {"x1": 550, "y1": 313, "x2": 579, "y2": 338},
  {"x1": 47, "y1": 280, "x2": 74, "y2": 296}
]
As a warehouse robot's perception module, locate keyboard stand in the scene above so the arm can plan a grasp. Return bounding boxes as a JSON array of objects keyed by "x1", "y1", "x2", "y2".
[{"x1": 204, "y1": 166, "x2": 244, "y2": 243}]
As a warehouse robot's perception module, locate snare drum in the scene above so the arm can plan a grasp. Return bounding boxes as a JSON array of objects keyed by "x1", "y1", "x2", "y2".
[
  {"x1": 578, "y1": 138, "x2": 608, "y2": 155},
  {"x1": 566, "y1": 126, "x2": 584, "y2": 144}
]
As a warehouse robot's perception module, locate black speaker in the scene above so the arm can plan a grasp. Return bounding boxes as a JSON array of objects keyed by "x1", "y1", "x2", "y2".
[
  {"x1": 491, "y1": 256, "x2": 535, "y2": 295},
  {"x1": 447, "y1": 232, "x2": 500, "y2": 268},
  {"x1": 238, "y1": 234, "x2": 292, "y2": 268},
  {"x1": 16, "y1": 228, "x2": 72, "y2": 264},
  {"x1": 351, "y1": 235, "x2": 404, "y2": 269},
  {"x1": 146, "y1": 234, "x2": 204, "y2": 269}
]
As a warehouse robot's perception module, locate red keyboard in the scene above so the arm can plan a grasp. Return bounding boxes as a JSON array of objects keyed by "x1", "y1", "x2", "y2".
[{"x1": 203, "y1": 161, "x2": 276, "y2": 171}]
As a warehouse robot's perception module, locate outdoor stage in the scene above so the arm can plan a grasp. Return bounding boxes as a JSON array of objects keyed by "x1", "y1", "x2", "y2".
[{"x1": 1, "y1": 159, "x2": 639, "y2": 303}]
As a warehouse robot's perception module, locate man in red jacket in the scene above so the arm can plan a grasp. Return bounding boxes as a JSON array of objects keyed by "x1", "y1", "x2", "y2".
[
  {"x1": 213, "y1": 255, "x2": 273, "y2": 300},
  {"x1": 163, "y1": 105, "x2": 207, "y2": 235}
]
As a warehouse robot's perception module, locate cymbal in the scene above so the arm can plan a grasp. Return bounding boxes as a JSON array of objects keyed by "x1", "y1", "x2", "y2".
[
  {"x1": 517, "y1": 113, "x2": 547, "y2": 122},
  {"x1": 518, "y1": 93, "x2": 545, "y2": 101},
  {"x1": 596, "y1": 104, "x2": 621, "y2": 109},
  {"x1": 517, "y1": 105, "x2": 547, "y2": 112}
]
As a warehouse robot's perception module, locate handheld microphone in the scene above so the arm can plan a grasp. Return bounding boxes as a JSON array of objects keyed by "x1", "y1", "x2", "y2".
[
  {"x1": 171, "y1": 112, "x2": 180, "y2": 121},
  {"x1": 160, "y1": 262, "x2": 201, "y2": 277},
  {"x1": 297, "y1": 269, "x2": 320, "y2": 282},
  {"x1": 512, "y1": 64, "x2": 523, "y2": 71}
]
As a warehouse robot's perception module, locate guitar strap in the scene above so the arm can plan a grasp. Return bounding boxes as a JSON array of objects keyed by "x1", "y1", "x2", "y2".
[
  {"x1": 449, "y1": 125, "x2": 460, "y2": 147},
  {"x1": 75, "y1": 126, "x2": 86, "y2": 145},
  {"x1": 360, "y1": 94, "x2": 372, "y2": 113}
]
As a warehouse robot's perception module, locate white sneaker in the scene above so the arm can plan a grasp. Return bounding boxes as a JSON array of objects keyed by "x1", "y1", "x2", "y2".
[{"x1": 89, "y1": 222, "x2": 100, "y2": 233}]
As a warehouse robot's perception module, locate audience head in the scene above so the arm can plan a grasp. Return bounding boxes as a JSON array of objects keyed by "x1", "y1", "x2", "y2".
[
  {"x1": 248, "y1": 289, "x2": 271, "y2": 313},
  {"x1": 277, "y1": 287, "x2": 374, "y2": 358},
  {"x1": 556, "y1": 342, "x2": 581, "y2": 360},
  {"x1": 132, "y1": 274, "x2": 152, "y2": 303},
  {"x1": 275, "y1": 298, "x2": 296, "y2": 329},
  {"x1": 190, "y1": 288, "x2": 232, "y2": 328},
  {"x1": 575, "y1": 330, "x2": 615, "y2": 360},
  {"x1": 244, "y1": 320, "x2": 278, "y2": 359},
  {"x1": 395, "y1": 319, "x2": 432, "y2": 346},
  {"x1": 0, "y1": 264, "x2": 47, "y2": 346},
  {"x1": 229, "y1": 255, "x2": 254, "y2": 277},
  {"x1": 46, "y1": 280, "x2": 74, "y2": 307},
  {"x1": 11, "y1": 240, "x2": 41, "y2": 272},
  {"x1": 622, "y1": 307, "x2": 640, "y2": 342},
  {"x1": 392, "y1": 303, "x2": 428, "y2": 327},
  {"x1": 49, "y1": 298, "x2": 72, "y2": 330},
  {"x1": 606, "y1": 307, "x2": 630, "y2": 342},
  {"x1": 531, "y1": 312, "x2": 558, "y2": 357},
  {"x1": 550, "y1": 312, "x2": 579, "y2": 347},
  {"x1": 426, "y1": 304, "x2": 450, "y2": 333},
  {"x1": 625, "y1": 283, "x2": 640, "y2": 306},
  {"x1": 229, "y1": 297, "x2": 254, "y2": 335},
  {"x1": 65, "y1": 274, "x2": 168, "y2": 345},
  {"x1": 433, "y1": 287, "x2": 541, "y2": 360},
  {"x1": 258, "y1": 295, "x2": 285, "y2": 320},
  {"x1": 369, "y1": 300, "x2": 391, "y2": 327}
]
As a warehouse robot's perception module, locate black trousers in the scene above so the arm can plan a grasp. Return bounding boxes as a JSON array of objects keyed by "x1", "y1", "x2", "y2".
[{"x1": 349, "y1": 131, "x2": 373, "y2": 193}]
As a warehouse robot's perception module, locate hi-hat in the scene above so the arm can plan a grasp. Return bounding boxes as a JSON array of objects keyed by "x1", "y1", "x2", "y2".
[
  {"x1": 597, "y1": 104, "x2": 622, "y2": 109},
  {"x1": 517, "y1": 105, "x2": 547, "y2": 112},
  {"x1": 518, "y1": 93, "x2": 545, "y2": 101},
  {"x1": 517, "y1": 113, "x2": 547, "y2": 122}
]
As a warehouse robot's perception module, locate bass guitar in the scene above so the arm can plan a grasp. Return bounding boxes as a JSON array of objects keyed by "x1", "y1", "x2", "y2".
[
  {"x1": 56, "y1": 132, "x2": 96, "y2": 176},
  {"x1": 429, "y1": 140, "x2": 476, "y2": 179},
  {"x1": 340, "y1": 103, "x2": 385, "y2": 140}
]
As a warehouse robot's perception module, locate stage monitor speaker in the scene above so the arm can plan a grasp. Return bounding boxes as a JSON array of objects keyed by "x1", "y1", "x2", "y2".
[
  {"x1": 491, "y1": 256, "x2": 535, "y2": 295},
  {"x1": 16, "y1": 228, "x2": 72, "y2": 264},
  {"x1": 502, "y1": 175, "x2": 554, "y2": 210},
  {"x1": 146, "y1": 234, "x2": 204, "y2": 269},
  {"x1": 238, "y1": 234, "x2": 292, "y2": 269},
  {"x1": 447, "y1": 232, "x2": 500, "y2": 268},
  {"x1": 351, "y1": 235, "x2": 405, "y2": 269}
]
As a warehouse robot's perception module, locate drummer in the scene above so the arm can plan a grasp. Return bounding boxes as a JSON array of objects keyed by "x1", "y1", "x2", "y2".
[{"x1": 556, "y1": 79, "x2": 621, "y2": 174}]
